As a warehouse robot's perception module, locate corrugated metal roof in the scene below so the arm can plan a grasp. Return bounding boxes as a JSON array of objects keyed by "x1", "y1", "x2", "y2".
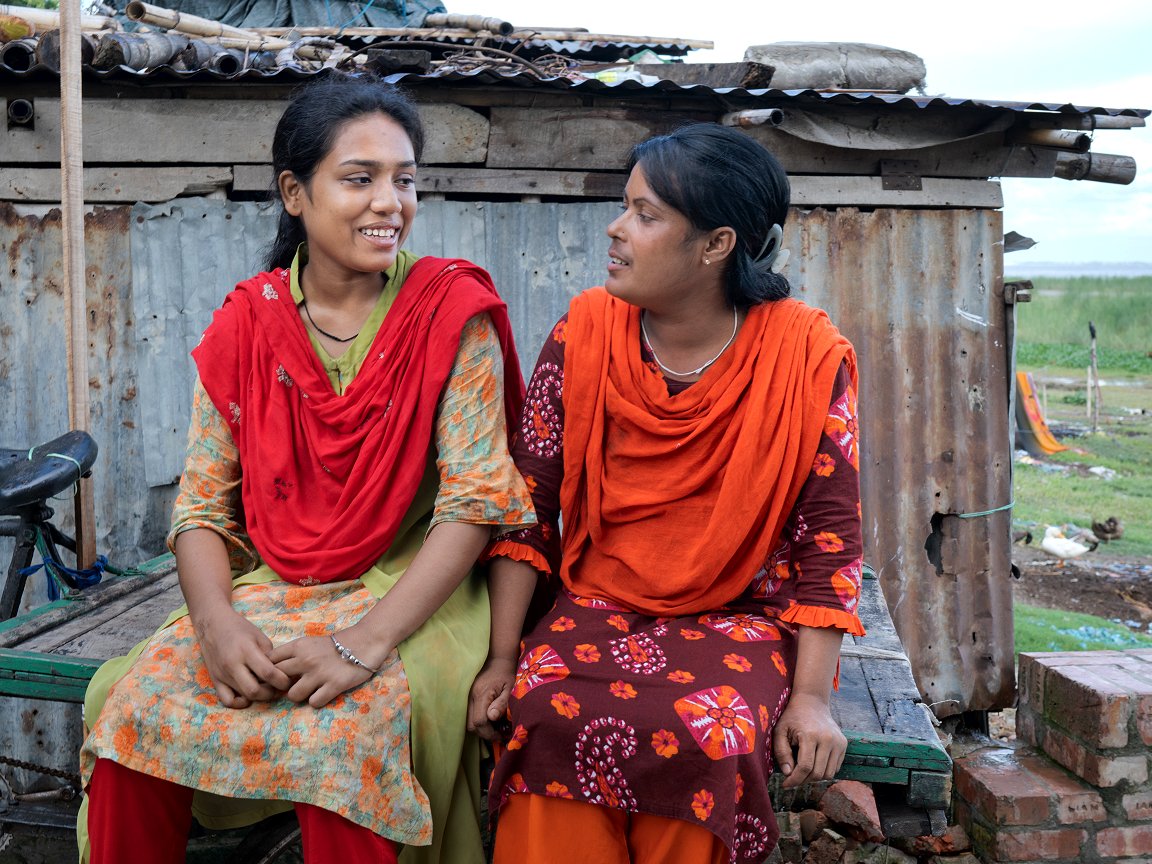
[{"x1": 1, "y1": 55, "x2": 1145, "y2": 117}]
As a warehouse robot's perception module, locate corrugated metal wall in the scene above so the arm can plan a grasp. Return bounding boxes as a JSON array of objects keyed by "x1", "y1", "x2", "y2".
[
  {"x1": 791, "y1": 207, "x2": 1014, "y2": 715},
  {"x1": 0, "y1": 198, "x2": 1013, "y2": 711}
]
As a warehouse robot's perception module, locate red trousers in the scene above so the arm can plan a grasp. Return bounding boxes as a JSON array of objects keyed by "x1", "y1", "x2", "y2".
[
  {"x1": 87, "y1": 758, "x2": 399, "y2": 864},
  {"x1": 493, "y1": 793, "x2": 727, "y2": 864}
]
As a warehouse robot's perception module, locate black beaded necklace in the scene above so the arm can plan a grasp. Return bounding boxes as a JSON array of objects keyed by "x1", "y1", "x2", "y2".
[{"x1": 302, "y1": 300, "x2": 359, "y2": 344}]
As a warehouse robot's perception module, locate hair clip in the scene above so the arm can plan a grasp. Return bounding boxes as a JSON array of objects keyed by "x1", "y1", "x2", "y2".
[{"x1": 754, "y1": 223, "x2": 789, "y2": 273}]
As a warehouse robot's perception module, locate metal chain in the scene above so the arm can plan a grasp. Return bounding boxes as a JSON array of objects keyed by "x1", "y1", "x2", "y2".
[{"x1": 0, "y1": 753, "x2": 81, "y2": 785}]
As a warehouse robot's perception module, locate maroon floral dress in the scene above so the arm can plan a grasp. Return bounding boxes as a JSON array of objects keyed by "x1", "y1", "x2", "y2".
[{"x1": 487, "y1": 317, "x2": 864, "y2": 861}]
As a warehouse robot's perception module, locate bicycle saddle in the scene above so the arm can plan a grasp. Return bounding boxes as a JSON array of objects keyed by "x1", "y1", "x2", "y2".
[{"x1": 0, "y1": 431, "x2": 98, "y2": 515}]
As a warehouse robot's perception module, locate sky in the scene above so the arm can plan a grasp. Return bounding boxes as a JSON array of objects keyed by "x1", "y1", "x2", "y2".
[{"x1": 470, "y1": 0, "x2": 1152, "y2": 269}]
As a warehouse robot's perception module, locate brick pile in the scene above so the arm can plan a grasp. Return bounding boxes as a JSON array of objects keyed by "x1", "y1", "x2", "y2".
[
  {"x1": 768, "y1": 780, "x2": 979, "y2": 864},
  {"x1": 952, "y1": 649, "x2": 1152, "y2": 863}
]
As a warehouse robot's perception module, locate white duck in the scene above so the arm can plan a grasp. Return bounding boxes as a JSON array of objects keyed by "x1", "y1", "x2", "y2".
[{"x1": 1040, "y1": 525, "x2": 1091, "y2": 562}]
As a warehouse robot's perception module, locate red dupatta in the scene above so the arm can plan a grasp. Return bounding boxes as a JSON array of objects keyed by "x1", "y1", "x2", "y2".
[
  {"x1": 559, "y1": 288, "x2": 855, "y2": 616},
  {"x1": 192, "y1": 257, "x2": 523, "y2": 584}
]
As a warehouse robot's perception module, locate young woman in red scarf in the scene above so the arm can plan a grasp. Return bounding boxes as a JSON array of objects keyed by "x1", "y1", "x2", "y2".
[
  {"x1": 79, "y1": 75, "x2": 533, "y2": 864},
  {"x1": 468, "y1": 124, "x2": 865, "y2": 864}
]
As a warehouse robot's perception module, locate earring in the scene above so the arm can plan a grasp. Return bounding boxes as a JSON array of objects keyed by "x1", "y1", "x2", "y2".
[{"x1": 704, "y1": 257, "x2": 711, "y2": 265}]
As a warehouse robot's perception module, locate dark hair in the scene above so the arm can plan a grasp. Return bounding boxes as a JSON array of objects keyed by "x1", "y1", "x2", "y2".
[
  {"x1": 627, "y1": 123, "x2": 791, "y2": 307},
  {"x1": 264, "y1": 72, "x2": 425, "y2": 271}
]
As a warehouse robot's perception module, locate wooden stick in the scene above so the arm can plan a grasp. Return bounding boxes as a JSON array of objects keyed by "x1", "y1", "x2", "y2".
[
  {"x1": 60, "y1": 0, "x2": 96, "y2": 569},
  {"x1": 0, "y1": 4, "x2": 115, "y2": 31},
  {"x1": 1089, "y1": 321, "x2": 1102, "y2": 433},
  {"x1": 1085, "y1": 367, "x2": 1093, "y2": 423}
]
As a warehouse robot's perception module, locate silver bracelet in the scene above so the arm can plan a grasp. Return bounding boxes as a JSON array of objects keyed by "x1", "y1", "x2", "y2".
[{"x1": 330, "y1": 634, "x2": 380, "y2": 675}]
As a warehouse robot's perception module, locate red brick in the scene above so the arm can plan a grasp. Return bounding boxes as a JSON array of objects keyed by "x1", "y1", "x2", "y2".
[
  {"x1": 1041, "y1": 724, "x2": 1148, "y2": 787},
  {"x1": 992, "y1": 827, "x2": 1086, "y2": 861},
  {"x1": 1095, "y1": 663, "x2": 1152, "y2": 748},
  {"x1": 890, "y1": 823, "x2": 971, "y2": 855},
  {"x1": 803, "y1": 828, "x2": 851, "y2": 864},
  {"x1": 1021, "y1": 651, "x2": 1129, "y2": 662},
  {"x1": 819, "y1": 780, "x2": 884, "y2": 842},
  {"x1": 1016, "y1": 753, "x2": 1107, "y2": 824},
  {"x1": 1042, "y1": 664, "x2": 1131, "y2": 749},
  {"x1": 798, "y1": 809, "x2": 828, "y2": 843},
  {"x1": 952, "y1": 795, "x2": 974, "y2": 834},
  {"x1": 1018, "y1": 653, "x2": 1048, "y2": 709},
  {"x1": 1097, "y1": 824, "x2": 1152, "y2": 857},
  {"x1": 1016, "y1": 705, "x2": 1041, "y2": 747},
  {"x1": 954, "y1": 748, "x2": 1052, "y2": 825},
  {"x1": 1124, "y1": 792, "x2": 1152, "y2": 821}
]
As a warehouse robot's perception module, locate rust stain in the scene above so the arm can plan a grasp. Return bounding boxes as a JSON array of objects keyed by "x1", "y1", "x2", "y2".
[{"x1": 790, "y1": 205, "x2": 1013, "y2": 714}]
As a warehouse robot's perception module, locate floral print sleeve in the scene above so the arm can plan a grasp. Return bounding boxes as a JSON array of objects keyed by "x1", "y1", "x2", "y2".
[
  {"x1": 167, "y1": 378, "x2": 260, "y2": 574},
  {"x1": 430, "y1": 313, "x2": 536, "y2": 533},
  {"x1": 482, "y1": 317, "x2": 568, "y2": 576},
  {"x1": 756, "y1": 363, "x2": 865, "y2": 635}
]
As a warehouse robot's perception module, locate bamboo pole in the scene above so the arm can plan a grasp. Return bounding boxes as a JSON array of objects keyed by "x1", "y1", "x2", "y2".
[
  {"x1": 1009, "y1": 128, "x2": 1092, "y2": 152},
  {"x1": 423, "y1": 13, "x2": 514, "y2": 35},
  {"x1": 59, "y1": 0, "x2": 96, "y2": 569},
  {"x1": 1029, "y1": 114, "x2": 1146, "y2": 131},
  {"x1": 1054, "y1": 151, "x2": 1138, "y2": 185},
  {"x1": 124, "y1": 0, "x2": 263, "y2": 41},
  {"x1": 0, "y1": 4, "x2": 115, "y2": 31}
]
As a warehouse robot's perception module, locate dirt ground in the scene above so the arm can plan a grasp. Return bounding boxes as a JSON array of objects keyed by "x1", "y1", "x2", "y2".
[{"x1": 1011, "y1": 545, "x2": 1152, "y2": 630}]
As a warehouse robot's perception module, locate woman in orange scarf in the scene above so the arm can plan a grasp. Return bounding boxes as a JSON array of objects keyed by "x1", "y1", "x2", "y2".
[{"x1": 468, "y1": 124, "x2": 864, "y2": 863}]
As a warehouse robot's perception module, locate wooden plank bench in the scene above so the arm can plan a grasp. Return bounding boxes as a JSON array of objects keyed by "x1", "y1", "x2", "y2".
[
  {"x1": 828, "y1": 566, "x2": 951, "y2": 836},
  {"x1": 0, "y1": 558, "x2": 949, "y2": 838}
]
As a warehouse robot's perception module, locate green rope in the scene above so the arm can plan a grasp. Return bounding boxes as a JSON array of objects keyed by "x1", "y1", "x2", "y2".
[{"x1": 956, "y1": 500, "x2": 1015, "y2": 519}]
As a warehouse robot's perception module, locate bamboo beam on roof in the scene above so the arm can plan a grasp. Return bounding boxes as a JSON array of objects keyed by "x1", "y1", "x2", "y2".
[
  {"x1": 423, "y1": 13, "x2": 513, "y2": 35},
  {"x1": 0, "y1": 3, "x2": 116, "y2": 31},
  {"x1": 125, "y1": 0, "x2": 263, "y2": 41},
  {"x1": 1054, "y1": 151, "x2": 1137, "y2": 184},
  {"x1": 253, "y1": 25, "x2": 713, "y2": 50}
]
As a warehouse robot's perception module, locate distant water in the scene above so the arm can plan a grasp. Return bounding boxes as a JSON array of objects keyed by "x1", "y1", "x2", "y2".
[{"x1": 1004, "y1": 261, "x2": 1152, "y2": 278}]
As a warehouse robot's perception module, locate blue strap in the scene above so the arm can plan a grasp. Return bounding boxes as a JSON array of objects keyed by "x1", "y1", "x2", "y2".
[{"x1": 20, "y1": 554, "x2": 108, "y2": 601}]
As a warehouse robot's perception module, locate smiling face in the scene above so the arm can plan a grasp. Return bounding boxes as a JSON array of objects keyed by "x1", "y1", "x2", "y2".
[
  {"x1": 279, "y1": 112, "x2": 417, "y2": 285},
  {"x1": 604, "y1": 165, "x2": 718, "y2": 312}
]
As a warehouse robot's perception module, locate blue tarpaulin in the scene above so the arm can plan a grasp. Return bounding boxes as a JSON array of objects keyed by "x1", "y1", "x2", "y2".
[{"x1": 156, "y1": 0, "x2": 445, "y2": 30}]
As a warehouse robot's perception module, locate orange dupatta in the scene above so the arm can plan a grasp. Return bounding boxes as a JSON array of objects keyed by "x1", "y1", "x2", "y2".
[{"x1": 559, "y1": 288, "x2": 856, "y2": 617}]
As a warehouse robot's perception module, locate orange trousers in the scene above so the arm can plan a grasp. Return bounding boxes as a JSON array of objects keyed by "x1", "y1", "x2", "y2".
[
  {"x1": 493, "y1": 793, "x2": 727, "y2": 864},
  {"x1": 87, "y1": 758, "x2": 399, "y2": 864}
]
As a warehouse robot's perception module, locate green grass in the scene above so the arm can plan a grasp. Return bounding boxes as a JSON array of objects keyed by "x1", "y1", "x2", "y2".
[
  {"x1": 1012, "y1": 276, "x2": 1152, "y2": 650},
  {"x1": 1013, "y1": 275, "x2": 1152, "y2": 558},
  {"x1": 1015, "y1": 603, "x2": 1152, "y2": 654},
  {"x1": 1016, "y1": 343, "x2": 1152, "y2": 375},
  {"x1": 1013, "y1": 423, "x2": 1152, "y2": 557},
  {"x1": 1014, "y1": 276, "x2": 1152, "y2": 356}
]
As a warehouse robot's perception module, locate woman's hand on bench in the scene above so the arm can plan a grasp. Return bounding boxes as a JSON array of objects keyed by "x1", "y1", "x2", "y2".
[{"x1": 772, "y1": 693, "x2": 847, "y2": 788}]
